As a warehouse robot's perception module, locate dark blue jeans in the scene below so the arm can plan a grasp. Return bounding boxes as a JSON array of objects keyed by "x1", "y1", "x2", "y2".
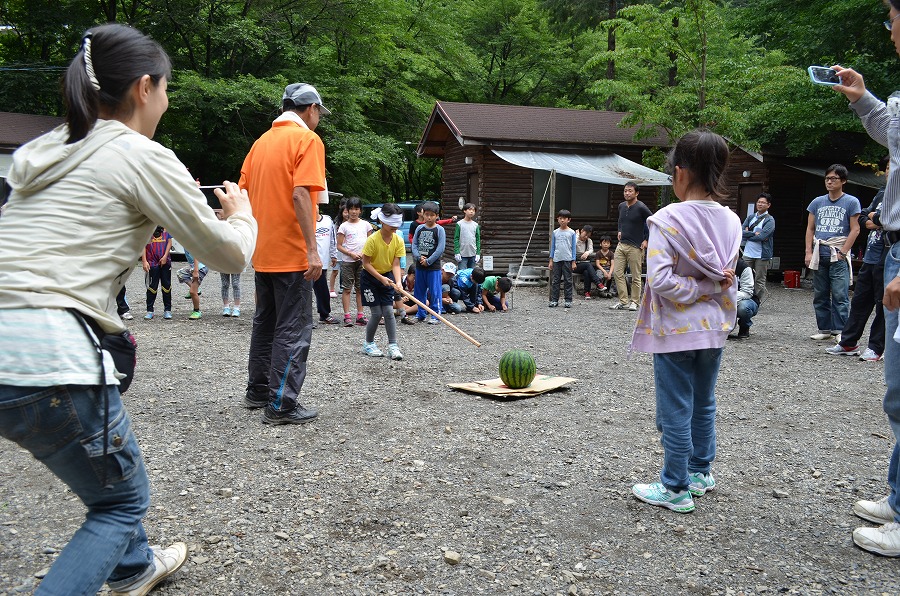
[
  {"x1": 653, "y1": 349, "x2": 723, "y2": 492},
  {"x1": 737, "y1": 298, "x2": 758, "y2": 328},
  {"x1": 812, "y1": 259, "x2": 850, "y2": 334},
  {"x1": 881, "y1": 242, "x2": 900, "y2": 521},
  {"x1": 0, "y1": 384, "x2": 153, "y2": 594}
]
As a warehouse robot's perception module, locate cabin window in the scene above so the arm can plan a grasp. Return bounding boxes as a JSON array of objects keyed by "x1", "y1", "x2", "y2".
[{"x1": 533, "y1": 170, "x2": 609, "y2": 217}]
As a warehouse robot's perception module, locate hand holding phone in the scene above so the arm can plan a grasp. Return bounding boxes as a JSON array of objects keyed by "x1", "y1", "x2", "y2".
[{"x1": 808, "y1": 66, "x2": 841, "y2": 86}]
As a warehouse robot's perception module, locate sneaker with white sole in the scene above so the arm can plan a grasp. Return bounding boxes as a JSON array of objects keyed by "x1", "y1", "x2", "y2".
[
  {"x1": 363, "y1": 341, "x2": 384, "y2": 357},
  {"x1": 628, "y1": 301, "x2": 638, "y2": 311},
  {"x1": 610, "y1": 302, "x2": 629, "y2": 310},
  {"x1": 810, "y1": 332, "x2": 833, "y2": 340},
  {"x1": 631, "y1": 482, "x2": 695, "y2": 513},
  {"x1": 163, "y1": 311, "x2": 172, "y2": 320},
  {"x1": 121, "y1": 311, "x2": 134, "y2": 321},
  {"x1": 109, "y1": 542, "x2": 188, "y2": 595},
  {"x1": 860, "y1": 348, "x2": 883, "y2": 362},
  {"x1": 688, "y1": 472, "x2": 716, "y2": 496},
  {"x1": 387, "y1": 343, "x2": 403, "y2": 360},
  {"x1": 853, "y1": 522, "x2": 900, "y2": 556},
  {"x1": 144, "y1": 312, "x2": 153, "y2": 320},
  {"x1": 222, "y1": 306, "x2": 232, "y2": 316},
  {"x1": 853, "y1": 496, "x2": 896, "y2": 524},
  {"x1": 231, "y1": 307, "x2": 241, "y2": 317},
  {"x1": 825, "y1": 343, "x2": 859, "y2": 356}
]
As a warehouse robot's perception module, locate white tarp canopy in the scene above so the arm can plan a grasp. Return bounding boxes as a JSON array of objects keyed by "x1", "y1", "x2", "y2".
[{"x1": 492, "y1": 150, "x2": 671, "y2": 186}]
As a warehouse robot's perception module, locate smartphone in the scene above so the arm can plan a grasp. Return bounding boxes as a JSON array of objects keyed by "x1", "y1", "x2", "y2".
[
  {"x1": 808, "y1": 66, "x2": 841, "y2": 86},
  {"x1": 199, "y1": 185, "x2": 225, "y2": 210}
]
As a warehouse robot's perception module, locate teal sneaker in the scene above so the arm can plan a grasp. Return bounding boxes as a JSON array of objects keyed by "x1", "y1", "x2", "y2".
[
  {"x1": 688, "y1": 472, "x2": 716, "y2": 497},
  {"x1": 362, "y1": 341, "x2": 383, "y2": 357},
  {"x1": 632, "y1": 482, "x2": 695, "y2": 513},
  {"x1": 189, "y1": 310, "x2": 202, "y2": 320}
]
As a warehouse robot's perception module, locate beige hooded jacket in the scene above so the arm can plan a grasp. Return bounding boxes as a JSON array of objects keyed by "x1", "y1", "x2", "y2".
[{"x1": 0, "y1": 119, "x2": 257, "y2": 332}]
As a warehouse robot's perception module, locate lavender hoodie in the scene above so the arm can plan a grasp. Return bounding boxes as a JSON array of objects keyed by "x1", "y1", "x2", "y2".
[{"x1": 630, "y1": 200, "x2": 741, "y2": 354}]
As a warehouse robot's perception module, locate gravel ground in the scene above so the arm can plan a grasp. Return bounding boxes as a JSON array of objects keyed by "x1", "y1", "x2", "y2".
[{"x1": 2, "y1": 267, "x2": 900, "y2": 595}]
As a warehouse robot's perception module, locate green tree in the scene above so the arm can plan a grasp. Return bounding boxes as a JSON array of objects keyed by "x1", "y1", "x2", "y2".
[{"x1": 587, "y1": 0, "x2": 851, "y2": 158}]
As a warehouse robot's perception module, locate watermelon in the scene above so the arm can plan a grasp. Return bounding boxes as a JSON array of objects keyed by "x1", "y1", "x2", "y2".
[{"x1": 499, "y1": 349, "x2": 536, "y2": 389}]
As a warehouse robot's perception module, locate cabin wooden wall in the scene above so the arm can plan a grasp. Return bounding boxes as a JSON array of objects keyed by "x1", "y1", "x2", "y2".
[{"x1": 439, "y1": 142, "x2": 661, "y2": 273}]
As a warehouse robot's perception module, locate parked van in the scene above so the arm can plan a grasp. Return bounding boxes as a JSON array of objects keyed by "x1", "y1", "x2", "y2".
[{"x1": 362, "y1": 201, "x2": 441, "y2": 251}]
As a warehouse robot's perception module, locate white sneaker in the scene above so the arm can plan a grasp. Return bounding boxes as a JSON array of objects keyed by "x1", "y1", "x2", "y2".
[
  {"x1": 387, "y1": 343, "x2": 403, "y2": 360},
  {"x1": 853, "y1": 522, "x2": 900, "y2": 556},
  {"x1": 121, "y1": 311, "x2": 134, "y2": 321},
  {"x1": 860, "y1": 348, "x2": 883, "y2": 362},
  {"x1": 810, "y1": 332, "x2": 832, "y2": 340},
  {"x1": 628, "y1": 301, "x2": 638, "y2": 311},
  {"x1": 824, "y1": 343, "x2": 859, "y2": 356},
  {"x1": 853, "y1": 496, "x2": 896, "y2": 524},
  {"x1": 109, "y1": 542, "x2": 188, "y2": 595}
]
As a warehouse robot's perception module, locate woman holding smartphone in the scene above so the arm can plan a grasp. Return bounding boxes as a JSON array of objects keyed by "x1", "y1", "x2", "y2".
[{"x1": 0, "y1": 24, "x2": 256, "y2": 594}]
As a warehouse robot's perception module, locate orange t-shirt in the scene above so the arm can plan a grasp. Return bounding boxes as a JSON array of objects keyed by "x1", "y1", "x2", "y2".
[{"x1": 239, "y1": 120, "x2": 326, "y2": 272}]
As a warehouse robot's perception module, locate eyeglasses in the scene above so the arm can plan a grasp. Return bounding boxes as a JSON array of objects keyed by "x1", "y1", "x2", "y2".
[
  {"x1": 824, "y1": 176, "x2": 842, "y2": 182},
  {"x1": 885, "y1": 14, "x2": 900, "y2": 31}
]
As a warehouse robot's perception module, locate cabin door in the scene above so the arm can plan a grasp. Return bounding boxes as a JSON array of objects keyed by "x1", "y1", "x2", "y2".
[{"x1": 738, "y1": 183, "x2": 763, "y2": 219}]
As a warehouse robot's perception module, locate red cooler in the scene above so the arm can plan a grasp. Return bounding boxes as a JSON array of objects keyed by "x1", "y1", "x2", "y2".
[{"x1": 784, "y1": 270, "x2": 800, "y2": 289}]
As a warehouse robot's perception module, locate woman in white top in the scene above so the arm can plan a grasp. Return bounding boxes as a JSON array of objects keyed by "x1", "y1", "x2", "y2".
[{"x1": 0, "y1": 24, "x2": 256, "y2": 595}]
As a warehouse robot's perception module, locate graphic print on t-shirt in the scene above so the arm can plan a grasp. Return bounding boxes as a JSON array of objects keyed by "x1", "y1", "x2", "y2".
[{"x1": 815, "y1": 204, "x2": 850, "y2": 234}]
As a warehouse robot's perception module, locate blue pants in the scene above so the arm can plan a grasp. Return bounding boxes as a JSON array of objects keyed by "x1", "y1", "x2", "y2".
[
  {"x1": 0, "y1": 384, "x2": 153, "y2": 594},
  {"x1": 812, "y1": 258, "x2": 850, "y2": 334},
  {"x1": 653, "y1": 348, "x2": 723, "y2": 492},
  {"x1": 736, "y1": 298, "x2": 758, "y2": 328},
  {"x1": 459, "y1": 256, "x2": 476, "y2": 270},
  {"x1": 414, "y1": 268, "x2": 442, "y2": 320},
  {"x1": 882, "y1": 243, "x2": 900, "y2": 521}
]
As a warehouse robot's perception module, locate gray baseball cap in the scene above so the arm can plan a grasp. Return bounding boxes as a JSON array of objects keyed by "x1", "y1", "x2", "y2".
[{"x1": 282, "y1": 83, "x2": 332, "y2": 115}]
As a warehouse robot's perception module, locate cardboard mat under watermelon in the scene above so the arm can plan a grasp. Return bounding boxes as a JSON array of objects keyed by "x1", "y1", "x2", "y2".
[{"x1": 448, "y1": 375, "x2": 576, "y2": 399}]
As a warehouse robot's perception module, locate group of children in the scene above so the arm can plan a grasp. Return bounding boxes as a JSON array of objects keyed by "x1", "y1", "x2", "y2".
[
  {"x1": 138, "y1": 225, "x2": 238, "y2": 322},
  {"x1": 314, "y1": 198, "x2": 512, "y2": 359},
  {"x1": 548, "y1": 211, "x2": 617, "y2": 307}
]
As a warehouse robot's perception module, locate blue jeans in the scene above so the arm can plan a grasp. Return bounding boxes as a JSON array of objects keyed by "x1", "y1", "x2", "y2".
[
  {"x1": 882, "y1": 243, "x2": 900, "y2": 521},
  {"x1": 737, "y1": 298, "x2": 758, "y2": 328},
  {"x1": 653, "y1": 349, "x2": 723, "y2": 492},
  {"x1": 0, "y1": 384, "x2": 153, "y2": 595},
  {"x1": 459, "y1": 256, "x2": 476, "y2": 270},
  {"x1": 812, "y1": 259, "x2": 850, "y2": 333}
]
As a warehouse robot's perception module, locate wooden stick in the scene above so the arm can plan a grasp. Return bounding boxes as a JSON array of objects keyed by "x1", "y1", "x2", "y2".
[{"x1": 396, "y1": 286, "x2": 481, "y2": 347}]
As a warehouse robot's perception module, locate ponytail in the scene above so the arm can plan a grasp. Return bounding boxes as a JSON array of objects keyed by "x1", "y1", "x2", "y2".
[
  {"x1": 666, "y1": 129, "x2": 730, "y2": 201},
  {"x1": 63, "y1": 24, "x2": 171, "y2": 143}
]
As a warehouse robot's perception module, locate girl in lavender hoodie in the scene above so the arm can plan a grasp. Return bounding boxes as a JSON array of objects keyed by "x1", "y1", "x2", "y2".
[{"x1": 630, "y1": 130, "x2": 742, "y2": 514}]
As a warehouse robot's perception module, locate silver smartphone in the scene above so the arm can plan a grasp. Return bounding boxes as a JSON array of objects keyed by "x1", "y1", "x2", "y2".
[{"x1": 808, "y1": 66, "x2": 841, "y2": 86}]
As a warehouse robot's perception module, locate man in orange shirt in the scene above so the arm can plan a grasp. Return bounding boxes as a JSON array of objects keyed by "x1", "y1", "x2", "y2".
[{"x1": 239, "y1": 83, "x2": 329, "y2": 425}]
